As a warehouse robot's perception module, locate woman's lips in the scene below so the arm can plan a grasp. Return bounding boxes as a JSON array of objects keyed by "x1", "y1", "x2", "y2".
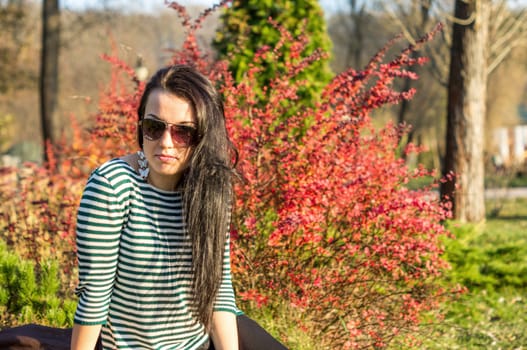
[{"x1": 156, "y1": 154, "x2": 178, "y2": 162}]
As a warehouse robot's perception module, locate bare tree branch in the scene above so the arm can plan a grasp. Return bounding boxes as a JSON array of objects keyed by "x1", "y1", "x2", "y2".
[
  {"x1": 487, "y1": 5, "x2": 527, "y2": 74},
  {"x1": 443, "y1": 9, "x2": 476, "y2": 25}
]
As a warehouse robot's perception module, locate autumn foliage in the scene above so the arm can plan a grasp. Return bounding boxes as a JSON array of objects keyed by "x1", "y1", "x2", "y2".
[
  {"x1": 0, "y1": 2, "x2": 457, "y2": 348},
  {"x1": 223, "y1": 23, "x2": 454, "y2": 348}
]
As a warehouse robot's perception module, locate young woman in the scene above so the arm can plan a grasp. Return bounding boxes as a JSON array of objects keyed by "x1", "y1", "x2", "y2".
[{"x1": 71, "y1": 65, "x2": 283, "y2": 350}]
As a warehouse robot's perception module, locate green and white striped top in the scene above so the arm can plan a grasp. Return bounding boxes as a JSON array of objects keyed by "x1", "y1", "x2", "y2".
[{"x1": 74, "y1": 158, "x2": 239, "y2": 350}]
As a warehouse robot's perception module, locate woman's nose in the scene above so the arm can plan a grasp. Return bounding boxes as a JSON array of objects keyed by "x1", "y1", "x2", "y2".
[{"x1": 158, "y1": 127, "x2": 174, "y2": 147}]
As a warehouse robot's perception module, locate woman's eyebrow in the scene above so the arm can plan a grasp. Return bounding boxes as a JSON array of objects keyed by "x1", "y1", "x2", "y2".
[
  {"x1": 145, "y1": 113, "x2": 161, "y2": 120},
  {"x1": 145, "y1": 114, "x2": 196, "y2": 126}
]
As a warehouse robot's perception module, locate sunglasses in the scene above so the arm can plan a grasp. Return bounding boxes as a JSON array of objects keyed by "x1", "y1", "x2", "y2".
[{"x1": 139, "y1": 118, "x2": 198, "y2": 147}]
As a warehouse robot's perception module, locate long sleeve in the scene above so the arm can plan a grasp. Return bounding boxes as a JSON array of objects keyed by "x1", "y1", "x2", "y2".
[
  {"x1": 74, "y1": 170, "x2": 126, "y2": 325},
  {"x1": 213, "y1": 232, "x2": 239, "y2": 315}
]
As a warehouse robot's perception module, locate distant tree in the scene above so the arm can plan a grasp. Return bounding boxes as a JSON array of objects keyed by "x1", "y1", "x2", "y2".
[
  {"x1": 391, "y1": 1, "x2": 433, "y2": 145},
  {"x1": 213, "y1": 0, "x2": 333, "y2": 114},
  {"x1": 331, "y1": 1, "x2": 446, "y2": 168},
  {"x1": 347, "y1": 0, "x2": 368, "y2": 69},
  {"x1": 0, "y1": 0, "x2": 35, "y2": 93},
  {"x1": 40, "y1": 0, "x2": 60, "y2": 162},
  {"x1": 327, "y1": 1, "x2": 389, "y2": 73},
  {"x1": 442, "y1": 0, "x2": 527, "y2": 222},
  {"x1": 441, "y1": 0, "x2": 490, "y2": 222},
  {"x1": 379, "y1": 0, "x2": 527, "y2": 222}
]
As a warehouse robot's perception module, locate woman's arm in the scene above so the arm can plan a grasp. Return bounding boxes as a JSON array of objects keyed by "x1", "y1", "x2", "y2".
[
  {"x1": 71, "y1": 324, "x2": 102, "y2": 350},
  {"x1": 210, "y1": 311, "x2": 239, "y2": 350},
  {"x1": 72, "y1": 168, "x2": 126, "y2": 349}
]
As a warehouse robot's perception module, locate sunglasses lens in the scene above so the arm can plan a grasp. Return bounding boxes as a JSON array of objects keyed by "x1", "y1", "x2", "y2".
[
  {"x1": 171, "y1": 126, "x2": 196, "y2": 146},
  {"x1": 142, "y1": 119, "x2": 165, "y2": 140},
  {"x1": 141, "y1": 119, "x2": 197, "y2": 146}
]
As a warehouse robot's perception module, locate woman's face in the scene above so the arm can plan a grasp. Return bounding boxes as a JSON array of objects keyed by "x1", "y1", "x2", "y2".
[{"x1": 142, "y1": 89, "x2": 196, "y2": 191}]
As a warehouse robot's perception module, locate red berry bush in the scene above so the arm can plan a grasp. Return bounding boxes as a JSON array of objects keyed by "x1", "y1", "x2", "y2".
[{"x1": 222, "y1": 25, "x2": 454, "y2": 348}]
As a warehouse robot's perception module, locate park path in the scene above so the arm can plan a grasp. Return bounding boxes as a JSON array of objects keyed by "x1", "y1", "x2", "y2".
[
  {"x1": 424, "y1": 187, "x2": 527, "y2": 201},
  {"x1": 485, "y1": 187, "x2": 527, "y2": 199}
]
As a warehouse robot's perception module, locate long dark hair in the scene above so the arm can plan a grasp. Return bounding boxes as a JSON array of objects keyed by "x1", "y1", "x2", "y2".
[{"x1": 137, "y1": 65, "x2": 238, "y2": 331}]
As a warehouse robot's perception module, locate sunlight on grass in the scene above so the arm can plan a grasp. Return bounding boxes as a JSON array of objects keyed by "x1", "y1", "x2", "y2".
[
  {"x1": 242, "y1": 304, "x2": 318, "y2": 350},
  {"x1": 421, "y1": 197, "x2": 527, "y2": 349}
]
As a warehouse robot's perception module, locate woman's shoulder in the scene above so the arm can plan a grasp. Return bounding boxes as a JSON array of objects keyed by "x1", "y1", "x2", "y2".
[
  {"x1": 119, "y1": 153, "x2": 140, "y2": 173},
  {"x1": 93, "y1": 154, "x2": 141, "y2": 182}
]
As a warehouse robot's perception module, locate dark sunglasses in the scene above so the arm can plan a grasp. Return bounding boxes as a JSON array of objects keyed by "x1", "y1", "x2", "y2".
[{"x1": 139, "y1": 118, "x2": 198, "y2": 147}]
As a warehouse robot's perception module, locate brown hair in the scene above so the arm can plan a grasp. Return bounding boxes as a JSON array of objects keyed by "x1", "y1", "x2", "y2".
[{"x1": 137, "y1": 65, "x2": 238, "y2": 330}]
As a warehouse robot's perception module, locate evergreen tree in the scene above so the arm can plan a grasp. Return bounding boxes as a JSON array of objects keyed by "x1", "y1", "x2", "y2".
[{"x1": 213, "y1": 0, "x2": 333, "y2": 113}]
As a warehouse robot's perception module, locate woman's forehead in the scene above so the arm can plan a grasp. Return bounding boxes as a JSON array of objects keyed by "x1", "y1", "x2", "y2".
[{"x1": 145, "y1": 89, "x2": 196, "y2": 124}]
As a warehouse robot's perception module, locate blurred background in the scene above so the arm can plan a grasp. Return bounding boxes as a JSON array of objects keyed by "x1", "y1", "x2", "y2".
[{"x1": 0, "y1": 0, "x2": 526, "y2": 181}]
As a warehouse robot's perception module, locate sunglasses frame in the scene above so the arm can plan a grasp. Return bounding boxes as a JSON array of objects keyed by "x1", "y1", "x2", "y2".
[{"x1": 139, "y1": 118, "x2": 198, "y2": 147}]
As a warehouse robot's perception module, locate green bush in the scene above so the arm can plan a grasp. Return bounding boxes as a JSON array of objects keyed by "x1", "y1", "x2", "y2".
[
  {"x1": 442, "y1": 222, "x2": 527, "y2": 291},
  {"x1": 423, "y1": 200, "x2": 527, "y2": 349},
  {"x1": 214, "y1": 0, "x2": 333, "y2": 119},
  {"x1": 0, "y1": 240, "x2": 76, "y2": 327}
]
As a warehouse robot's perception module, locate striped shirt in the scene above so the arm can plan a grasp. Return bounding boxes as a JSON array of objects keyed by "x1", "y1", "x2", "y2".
[{"x1": 74, "y1": 158, "x2": 238, "y2": 350}]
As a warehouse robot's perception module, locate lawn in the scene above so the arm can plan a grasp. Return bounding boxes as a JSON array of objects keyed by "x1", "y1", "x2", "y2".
[{"x1": 421, "y1": 197, "x2": 527, "y2": 349}]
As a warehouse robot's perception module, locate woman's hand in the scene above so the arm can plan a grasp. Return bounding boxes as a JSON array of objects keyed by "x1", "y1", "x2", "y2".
[
  {"x1": 71, "y1": 324, "x2": 102, "y2": 350},
  {"x1": 210, "y1": 311, "x2": 239, "y2": 350}
]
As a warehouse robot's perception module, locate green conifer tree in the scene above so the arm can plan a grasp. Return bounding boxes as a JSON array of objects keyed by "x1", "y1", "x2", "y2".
[{"x1": 213, "y1": 0, "x2": 333, "y2": 114}]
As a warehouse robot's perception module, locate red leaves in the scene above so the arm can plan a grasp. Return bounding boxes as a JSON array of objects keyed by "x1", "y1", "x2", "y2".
[
  {"x1": 224, "y1": 18, "x2": 453, "y2": 349},
  {"x1": 238, "y1": 289, "x2": 269, "y2": 308}
]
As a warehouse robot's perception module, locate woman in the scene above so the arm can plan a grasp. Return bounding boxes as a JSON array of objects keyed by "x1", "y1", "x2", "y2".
[{"x1": 71, "y1": 65, "x2": 285, "y2": 350}]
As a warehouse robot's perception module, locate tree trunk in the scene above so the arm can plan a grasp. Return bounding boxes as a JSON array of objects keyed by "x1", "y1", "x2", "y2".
[
  {"x1": 396, "y1": 0, "x2": 430, "y2": 151},
  {"x1": 348, "y1": 0, "x2": 366, "y2": 68},
  {"x1": 441, "y1": 0, "x2": 489, "y2": 222},
  {"x1": 39, "y1": 0, "x2": 60, "y2": 163}
]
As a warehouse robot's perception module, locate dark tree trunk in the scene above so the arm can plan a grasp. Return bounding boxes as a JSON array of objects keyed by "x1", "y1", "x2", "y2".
[
  {"x1": 348, "y1": 0, "x2": 366, "y2": 69},
  {"x1": 39, "y1": 0, "x2": 60, "y2": 163},
  {"x1": 441, "y1": 0, "x2": 489, "y2": 222},
  {"x1": 397, "y1": 0, "x2": 430, "y2": 149}
]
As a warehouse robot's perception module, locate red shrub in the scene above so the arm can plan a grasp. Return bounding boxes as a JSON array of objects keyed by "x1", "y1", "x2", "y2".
[{"x1": 222, "y1": 25, "x2": 454, "y2": 348}]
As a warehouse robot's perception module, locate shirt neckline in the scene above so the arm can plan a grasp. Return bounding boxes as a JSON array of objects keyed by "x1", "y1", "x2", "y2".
[{"x1": 112, "y1": 158, "x2": 183, "y2": 196}]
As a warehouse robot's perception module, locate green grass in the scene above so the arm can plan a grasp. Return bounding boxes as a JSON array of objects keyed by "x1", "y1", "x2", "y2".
[
  {"x1": 421, "y1": 197, "x2": 527, "y2": 349},
  {"x1": 406, "y1": 171, "x2": 527, "y2": 192},
  {"x1": 486, "y1": 170, "x2": 527, "y2": 189},
  {"x1": 242, "y1": 305, "x2": 318, "y2": 350}
]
